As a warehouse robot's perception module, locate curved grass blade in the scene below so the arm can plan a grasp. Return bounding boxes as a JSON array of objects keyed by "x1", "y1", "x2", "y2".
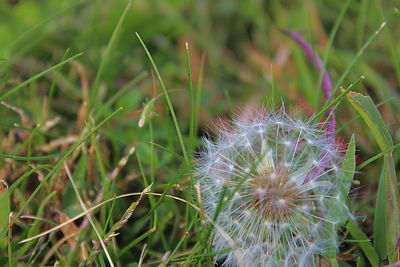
[
  {"x1": 136, "y1": 33, "x2": 189, "y2": 167},
  {"x1": 345, "y1": 91, "x2": 399, "y2": 264}
]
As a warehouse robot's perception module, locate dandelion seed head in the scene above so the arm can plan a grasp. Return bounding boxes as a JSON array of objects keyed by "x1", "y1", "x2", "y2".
[{"x1": 196, "y1": 107, "x2": 349, "y2": 267}]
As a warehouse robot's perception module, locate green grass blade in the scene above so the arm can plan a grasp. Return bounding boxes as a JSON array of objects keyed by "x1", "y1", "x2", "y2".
[
  {"x1": 48, "y1": 48, "x2": 70, "y2": 111},
  {"x1": 345, "y1": 91, "x2": 392, "y2": 149},
  {"x1": 8, "y1": 165, "x2": 52, "y2": 194},
  {"x1": 338, "y1": 134, "x2": 356, "y2": 197},
  {"x1": 0, "y1": 52, "x2": 83, "y2": 101},
  {"x1": 345, "y1": 91, "x2": 399, "y2": 263},
  {"x1": 0, "y1": 181, "x2": 10, "y2": 240},
  {"x1": 346, "y1": 220, "x2": 380, "y2": 267},
  {"x1": 374, "y1": 170, "x2": 387, "y2": 260},
  {"x1": 194, "y1": 53, "x2": 206, "y2": 137},
  {"x1": 376, "y1": 2, "x2": 400, "y2": 84},
  {"x1": 149, "y1": 142, "x2": 185, "y2": 162},
  {"x1": 0, "y1": 152, "x2": 65, "y2": 161},
  {"x1": 334, "y1": 98, "x2": 394, "y2": 136},
  {"x1": 136, "y1": 33, "x2": 189, "y2": 167},
  {"x1": 311, "y1": 76, "x2": 364, "y2": 123},
  {"x1": 326, "y1": 21, "x2": 386, "y2": 104},
  {"x1": 357, "y1": 142, "x2": 400, "y2": 171},
  {"x1": 91, "y1": 133, "x2": 110, "y2": 197},
  {"x1": 117, "y1": 212, "x2": 157, "y2": 258},
  {"x1": 89, "y1": 0, "x2": 133, "y2": 110},
  {"x1": 186, "y1": 43, "x2": 195, "y2": 160}
]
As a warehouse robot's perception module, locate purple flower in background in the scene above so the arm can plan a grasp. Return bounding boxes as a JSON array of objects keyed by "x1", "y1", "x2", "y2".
[
  {"x1": 284, "y1": 30, "x2": 339, "y2": 182},
  {"x1": 283, "y1": 30, "x2": 335, "y2": 138}
]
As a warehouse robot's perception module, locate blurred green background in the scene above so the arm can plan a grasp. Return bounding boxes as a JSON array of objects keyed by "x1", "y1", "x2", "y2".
[{"x1": 1, "y1": 0, "x2": 400, "y2": 265}]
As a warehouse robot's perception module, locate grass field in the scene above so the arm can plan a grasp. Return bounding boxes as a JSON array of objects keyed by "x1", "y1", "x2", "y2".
[{"x1": 0, "y1": 0, "x2": 400, "y2": 266}]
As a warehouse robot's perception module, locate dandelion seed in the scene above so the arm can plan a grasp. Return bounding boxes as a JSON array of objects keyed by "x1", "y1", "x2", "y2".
[{"x1": 196, "y1": 107, "x2": 349, "y2": 267}]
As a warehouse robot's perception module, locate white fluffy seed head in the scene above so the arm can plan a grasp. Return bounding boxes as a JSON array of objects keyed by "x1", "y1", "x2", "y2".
[{"x1": 196, "y1": 107, "x2": 349, "y2": 267}]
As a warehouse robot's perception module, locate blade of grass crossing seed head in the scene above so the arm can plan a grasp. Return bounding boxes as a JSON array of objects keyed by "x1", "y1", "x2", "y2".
[{"x1": 64, "y1": 163, "x2": 114, "y2": 267}]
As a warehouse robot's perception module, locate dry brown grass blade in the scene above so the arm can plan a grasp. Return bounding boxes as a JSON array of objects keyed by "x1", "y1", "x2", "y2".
[
  {"x1": 41, "y1": 116, "x2": 61, "y2": 132},
  {"x1": 138, "y1": 243, "x2": 147, "y2": 267},
  {"x1": 109, "y1": 145, "x2": 136, "y2": 181},
  {"x1": 42, "y1": 96, "x2": 48, "y2": 122},
  {"x1": 57, "y1": 211, "x2": 79, "y2": 248},
  {"x1": 0, "y1": 100, "x2": 29, "y2": 127},
  {"x1": 39, "y1": 136, "x2": 78, "y2": 152},
  {"x1": 79, "y1": 241, "x2": 88, "y2": 262}
]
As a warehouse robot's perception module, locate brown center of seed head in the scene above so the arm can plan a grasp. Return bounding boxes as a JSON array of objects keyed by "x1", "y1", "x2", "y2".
[{"x1": 250, "y1": 168, "x2": 299, "y2": 222}]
